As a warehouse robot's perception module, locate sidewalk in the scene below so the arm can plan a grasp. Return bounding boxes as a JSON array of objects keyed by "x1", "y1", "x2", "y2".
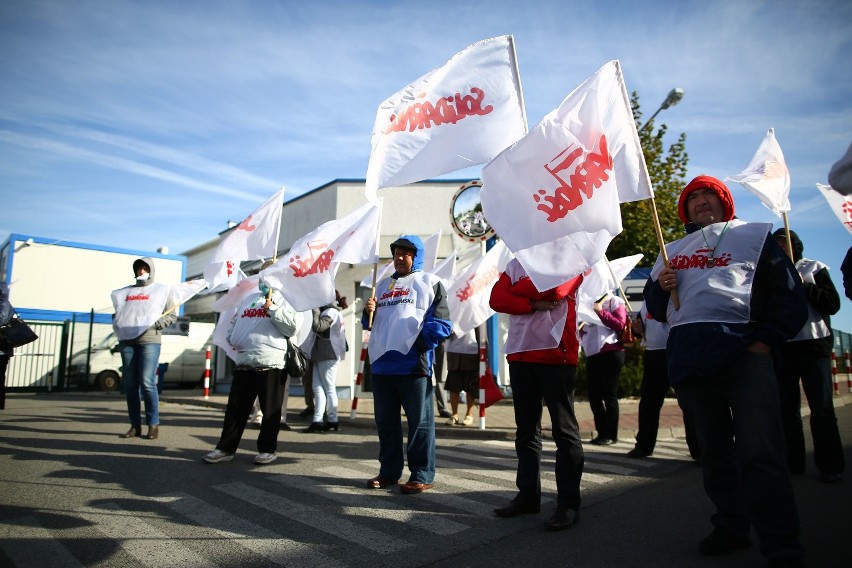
[{"x1": 160, "y1": 387, "x2": 852, "y2": 443}]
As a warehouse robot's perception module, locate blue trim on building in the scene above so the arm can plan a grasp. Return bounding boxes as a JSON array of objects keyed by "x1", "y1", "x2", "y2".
[
  {"x1": 2, "y1": 233, "x2": 187, "y2": 263},
  {"x1": 17, "y1": 308, "x2": 113, "y2": 325}
]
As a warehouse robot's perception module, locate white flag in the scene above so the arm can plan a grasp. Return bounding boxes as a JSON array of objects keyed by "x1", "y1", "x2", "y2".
[
  {"x1": 482, "y1": 60, "x2": 649, "y2": 292},
  {"x1": 429, "y1": 253, "x2": 457, "y2": 285},
  {"x1": 725, "y1": 128, "x2": 790, "y2": 216},
  {"x1": 446, "y1": 239, "x2": 514, "y2": 335},
  {"x1": 360, "y1": 260, "x2": 393, "y2": 289},
  {"x1": 203, "y1": 186, "x2": 285, "y2": 292},
  {"x1": 365, "y1": 35, "x2": 526, "y2": 200},
  {"x1": 577, "y1": 253, "x2": 643, "y2": 325},
  {"x1": 169, "y1": 280, "x2": 208, "y2": 307},
  {"x1": 816, "y1": 184, "x2": 852, "y2": 235},
  {"x1": 262, "y1": 200, "x2": 382, "y2": 311},
  {"x1": 421, "y1": 229, "x2": 442, "y2": 272}
]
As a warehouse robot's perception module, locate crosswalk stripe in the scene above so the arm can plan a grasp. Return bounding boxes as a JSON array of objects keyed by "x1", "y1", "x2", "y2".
[
  {"x1": 214, "y1": 481, "x2": 412, "y2": 554},
  {"x1": 0, "y1": 515, "x2": 84, "y2": 568},
  {"x1": 286, "y1": 466, "x2": 470, "y2": 536},
  {"x1": 154, "y1": 492, "x2": 345, "y2": 568},
  {"x1": 76, "y1": 503, "x2": 210, "y2": 567}
]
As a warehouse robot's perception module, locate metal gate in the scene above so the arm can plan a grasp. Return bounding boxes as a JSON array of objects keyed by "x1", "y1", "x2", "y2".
[{"x1": 6, "y1": 321, "x2": 66, "y2": 390}]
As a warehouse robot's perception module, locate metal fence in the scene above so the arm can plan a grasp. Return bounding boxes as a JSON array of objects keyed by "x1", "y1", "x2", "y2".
[{"x1": 6, "y1": 321, "x2": 67, "y2": 390}]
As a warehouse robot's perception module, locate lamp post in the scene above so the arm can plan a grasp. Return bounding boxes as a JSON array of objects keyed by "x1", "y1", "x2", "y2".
[{"x1": 639, "y1": 87, "x2": 684, "y2": 133}]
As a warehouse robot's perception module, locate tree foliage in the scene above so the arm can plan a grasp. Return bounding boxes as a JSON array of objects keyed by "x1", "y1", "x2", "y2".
[{"x1": 605, "y1": 92, "x2": 689, "y2": 263}]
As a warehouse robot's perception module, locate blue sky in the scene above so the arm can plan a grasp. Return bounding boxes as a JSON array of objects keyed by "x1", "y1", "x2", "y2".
[{"x1": 2, "y1": 0, "x2": 851, "y2": 329}]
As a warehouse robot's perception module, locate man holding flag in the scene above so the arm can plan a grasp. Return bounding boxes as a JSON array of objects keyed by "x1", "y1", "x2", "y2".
[
  {"x1": 362, "y1": 235, "x2": 452, "y2": 494},
  {"x1": 644, "y1": 175, "x2": 807, "y2": 566}
]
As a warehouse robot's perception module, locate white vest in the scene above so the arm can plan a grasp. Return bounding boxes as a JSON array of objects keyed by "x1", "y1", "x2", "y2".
[
  {"x1": 111, "y1": 282, "x2": 171, "y2": 341},
  {"x1": 368, "y1": 271, "x2": 440, "y2": 362},
  {"x1": 446, "y1": 329, "x2": 478, "y2": 355},
  {"x1": 791, "y1": 258, "x2": 832, "y2": 341},
  {"x1": 228, "y1": 292, "x2": 289, "y2": 353},
  {"x1": 651, "y1": 220, "x2": 769, "y2": 328},
  {"x1": 579, "y1": 295, "x2": 625, "y2": 357},
  {"x1": 503, "y1": 259, "x2": 569, "y2": 355},
  {"x1": 302, "y1": 307, "x2": 347, "y2": 360},
  {"x1": 639, "y1": 306, "x2": 669, "y2": 351}
]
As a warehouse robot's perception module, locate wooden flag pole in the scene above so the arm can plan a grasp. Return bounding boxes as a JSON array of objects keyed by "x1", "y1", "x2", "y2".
[
  {"x1": 781, "y1": 212, "x2": 794, "y2": 260},
  {"x1": 648, "y1": 196, "x2": 680, "y2": 309},
  {"x1": 368, "y1": 262, "x2": 379, "y2": 328}
]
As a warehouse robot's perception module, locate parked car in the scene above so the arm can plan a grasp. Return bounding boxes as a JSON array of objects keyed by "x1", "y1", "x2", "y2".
[{"x1": 68, "y1": 322, "x2": 215, "y2": 391}]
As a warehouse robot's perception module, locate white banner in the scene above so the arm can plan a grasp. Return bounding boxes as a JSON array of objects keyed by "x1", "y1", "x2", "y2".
[
  {"x1": 482, "y1": 60, "x2": 649, "y2": 292},
  {"x1": 421, "y1": 229, "x2": 442, "y2": 272},
  {"x1": 446, "y1": 239, "x2": 514, "y2": 335},
  {"x1": 262, "y1": 200, "x2": 382, "y2": 311},
  {"x1": 203, "y1": 186, "x2": 285, "y2": 292},
  {"x1": 816, "y1": 183, "x2": 852, "y2": 235},
  {"x1": 577, "y1": 253, "x2": 643, "y2": 325},
  {"x1": 365, "y1": 35, "x2": 526, "y2": 199},
  {"x1": 725, "y1": 128, "x2": 790, "y2": 216}
]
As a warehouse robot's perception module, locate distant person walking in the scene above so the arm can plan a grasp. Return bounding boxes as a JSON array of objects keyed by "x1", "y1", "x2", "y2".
[
  {"x1": 303, "y1": 290, "x2": 348, "y2": 432},
  {"x1": 0, "y1": 282, "x2": 14, "y2": 410},
  {"x1": 111, "y1": 257, "x2": 176, "y2": 440},
  {"x1": 443, "y1": 327, "x2": 481, "y2": 426}
]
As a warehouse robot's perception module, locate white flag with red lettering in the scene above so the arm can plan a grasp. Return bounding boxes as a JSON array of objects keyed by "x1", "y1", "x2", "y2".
[
  {"x1": 725, "y1": 128, "x2": 790, "y2": 216},
  {"x1": 481, "y1": 60, "x2": 650, "y2": 292},
  {"x1": 816, "y1": 184, "x2": 852, "y2": 235},
  {"x1": 446, "y1": 239, "x2": 514, "y2": 335},
  {"x1": 203, "y1": 186, "x2": 285, "y2": 293},
  {"x1": 262, "y1": 200, "x2": 382, "y2": 311},
  {"x1": 365, "y1": 35, "x2": 526, "y2": 200}
]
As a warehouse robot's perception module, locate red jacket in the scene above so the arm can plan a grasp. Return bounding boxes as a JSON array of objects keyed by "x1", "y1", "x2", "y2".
[{"x1": 489, "y1": 271, "x2": 582, "y2": 365}]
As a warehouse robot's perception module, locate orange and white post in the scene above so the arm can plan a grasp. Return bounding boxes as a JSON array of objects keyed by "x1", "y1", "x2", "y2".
[{"x1": 203, "y1": 345, "x2": 211, "y2": 399}]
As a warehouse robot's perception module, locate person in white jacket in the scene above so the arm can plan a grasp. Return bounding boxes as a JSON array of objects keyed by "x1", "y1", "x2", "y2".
[{"x1": 203, "y1": 274, "x2": 300, "y2": 465}]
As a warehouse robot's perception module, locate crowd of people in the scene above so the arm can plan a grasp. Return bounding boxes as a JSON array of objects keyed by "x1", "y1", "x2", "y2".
[{"x1": 12, "y1": 167, "x2": 838, "y2": 568}]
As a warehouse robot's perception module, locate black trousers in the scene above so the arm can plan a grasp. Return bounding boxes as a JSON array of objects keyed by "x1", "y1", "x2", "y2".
[
  {"x1": 586, "y1": 350, "x2": 624, "y2": 441},
  {"x1": 509, "y1": 362, "x2": 584, "y2": 510},
  {"x1": 216, "y1": 367, "x2": 286, "y2": 454},
  {"x1": 635, "y1": 349, "x2": 701, "y2": 458}
]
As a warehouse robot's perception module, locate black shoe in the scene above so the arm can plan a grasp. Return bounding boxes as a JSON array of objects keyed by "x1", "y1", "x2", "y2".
[
  {"x1": 627, "y1": 447, "x2": 652, "y2": 458},
  {"x1": 304, "y1": 422, "x2": 325, "y2": 433},
  {"x1": 698, "y1": 527, "x2": 753, "y2": 556},
  {"x1": 298, "y1": 407, "x2": 313, "y2": 418},
  {"x1": 119, "y1": 426, "x2": 142, "y2": 439},
  {"x1": 280, "y1": 422, "x2": 292, "y2": 431},
  {"x1": 322, "y1": 421, "x2": 339, "y2": 432},
  {"x1": 494, "y1": 496, "x2": 540, "y2": 517},
  {"x1": 438, "y1": 410, "x2": 453, "y2": 419},
  {"x1": 820, "y1": 471, "x2": 842, "y2": 484},
  {"x1": 589, "y1": 437, "x2": 615, "y2": 446},
  {"x1": 545, "y1": 508, "x2": 579, "y2": 531}
]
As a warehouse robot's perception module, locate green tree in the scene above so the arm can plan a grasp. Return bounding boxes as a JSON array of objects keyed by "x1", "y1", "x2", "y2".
[{"x1": 605, "y1": 92, "x2": 689, "y2": 262}]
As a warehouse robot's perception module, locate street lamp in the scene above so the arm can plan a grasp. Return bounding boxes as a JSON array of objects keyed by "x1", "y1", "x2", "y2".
[{"x1": 639, "y1": 87, "x2": 684, "y2": 133}]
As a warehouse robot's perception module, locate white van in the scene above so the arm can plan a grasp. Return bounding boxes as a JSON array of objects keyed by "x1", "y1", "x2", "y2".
[{"x1": 68, "y1": 321, "x2": 215, "y2": 391}]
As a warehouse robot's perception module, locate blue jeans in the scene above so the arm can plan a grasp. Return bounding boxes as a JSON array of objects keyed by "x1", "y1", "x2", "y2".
[
  {"x1": 312, "y1": 358, "x2": 339, "y2": 423},
  {"x1": 676, "y1": 351, "x2": 803, "y2": 559},
  {"x1": 118, "y1": 342, "x2": 161, "y2": 427},
  {"x1": 372, "y1": 374, "x2": 435, "y2": 484}
]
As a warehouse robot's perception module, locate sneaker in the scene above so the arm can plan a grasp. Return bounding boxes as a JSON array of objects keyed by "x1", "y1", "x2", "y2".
[
  {"x1": 254, "y1": 452, "x2": 278, "y2": 465},
  {"x1": 462, "y1": 415, "x2": 474, "y2": 426},
  {"x1": 446, "y1": 415, "x2": 459, "y2": 426},
  {"x1": 203, "y1": 449, "x2": 235, "y2": 464},
  {"x1": 249, "y1": 413, "x2": 263, "y2": 426},
  {"x1": 280, "y1": 422, "x2": 292, "y2": 431}
]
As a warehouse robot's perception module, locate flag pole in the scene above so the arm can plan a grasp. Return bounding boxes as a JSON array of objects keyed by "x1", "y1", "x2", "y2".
[
  {"x1": 604, "y1": 256, "x2": 634, "y2": 314},
  {"x1": 781, "y1": 211, "x2": 794, "y2": 260},
  {"x1": 367, "y1": 198, "x2": 384, "y2": 328},
  {"x1": 507, "y1": 35, "x2": 529, "y2": 135},
  {"x1": 647, "y1": 196, "x2": 681, "y2": 309},
  {"x1": 265, "y1": 185, "x2": 286, "y2": 301}
]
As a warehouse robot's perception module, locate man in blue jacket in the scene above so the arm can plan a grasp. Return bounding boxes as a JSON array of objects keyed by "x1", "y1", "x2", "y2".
[
  {"x1": 644, "y1": 175, "x2": 808, "y2": 568},
  {"x1": 363, "y1": 235, "x2": 452, "y2": 494}
]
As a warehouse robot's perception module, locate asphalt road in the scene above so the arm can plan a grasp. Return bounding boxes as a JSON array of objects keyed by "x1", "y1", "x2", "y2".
[{"x1": 0, "y1": 393, "x2": 850, "y2": 567}]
